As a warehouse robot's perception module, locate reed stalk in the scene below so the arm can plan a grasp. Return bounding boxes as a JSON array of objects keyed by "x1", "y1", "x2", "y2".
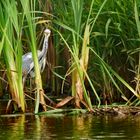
[
  {"x1": 20, "y1": 0, "x2": 46, "y2": 113},
  {"x1": 134, "y1": 0, "x2": 140, "y2": 97},
  {"x1": 0, "y1": 0, "x2": 25, "y2": 112},
  {"x1": 1, "y1": 0, "x2": 140, "y2": 112}
]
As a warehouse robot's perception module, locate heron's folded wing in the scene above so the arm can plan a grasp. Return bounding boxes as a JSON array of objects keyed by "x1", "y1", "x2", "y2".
[{"x1": 22, "y1": 50, "x2": 41, "y2": 76}]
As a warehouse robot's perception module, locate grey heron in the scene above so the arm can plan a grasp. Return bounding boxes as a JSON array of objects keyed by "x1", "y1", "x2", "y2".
[{"x1": 22, "y1": 28, "x2": 51, "y2": 85}]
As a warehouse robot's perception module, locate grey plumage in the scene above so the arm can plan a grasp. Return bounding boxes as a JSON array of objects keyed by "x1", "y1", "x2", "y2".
[{"x1": 22, "y1": 28, "x2": 51, "y2": 84}]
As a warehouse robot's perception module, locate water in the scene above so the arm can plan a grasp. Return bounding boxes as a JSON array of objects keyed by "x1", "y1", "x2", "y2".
[{"x1": 0, "y1": 114, "x2": 140, "y2": 140}]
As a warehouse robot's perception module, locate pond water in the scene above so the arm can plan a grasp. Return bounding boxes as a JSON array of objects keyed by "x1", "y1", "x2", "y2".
[{"x1": 0, "y1": 113, "x2": 140, "y2": 140}]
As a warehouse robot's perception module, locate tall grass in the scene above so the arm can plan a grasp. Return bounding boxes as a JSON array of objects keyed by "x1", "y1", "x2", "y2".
[
  {"x1": 52, "y1": 0, "x2": 140, "y2": 107},
  {"x1": 20, "y1": 0, "x2": 47, "y2": 113},
  {"x1": 0, "y1": 0, "x2": 140, "y2": 114},
  {"x1": 133, "y1": 0, "x2": 140, "y2": 104},
  {"x1": 0, "y1": 0, "x2": 48, "y2": 113},
  {"x1": 52, "y1": 0, "x2": 109, "y2": 109},
  {"x1": 0, "y1": 0, "x2": 25, "y2": 112}
]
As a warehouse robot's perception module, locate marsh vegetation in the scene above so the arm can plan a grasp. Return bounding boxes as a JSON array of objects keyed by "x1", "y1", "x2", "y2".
[{"x1": 0, "y1": 0, "x2": 140, "y2": 114}]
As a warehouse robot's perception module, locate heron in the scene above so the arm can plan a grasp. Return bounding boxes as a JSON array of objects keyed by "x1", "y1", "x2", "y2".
[{"x1": 22, "y1": 28, "x2": 51, "y2": 85}]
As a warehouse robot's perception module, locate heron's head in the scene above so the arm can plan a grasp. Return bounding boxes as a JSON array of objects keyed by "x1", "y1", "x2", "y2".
[{"x1": 44, "y1": 28, "x2": 51, "y2": 38}]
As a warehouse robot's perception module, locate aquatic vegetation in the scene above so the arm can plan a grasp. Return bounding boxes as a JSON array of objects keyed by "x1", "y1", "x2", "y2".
[
  {"x1": 0, "y1": 0, "x2": 25, "y2": 112},
  {"x1": 0, "y1": 0, "x2": 140, "y2": 114}
]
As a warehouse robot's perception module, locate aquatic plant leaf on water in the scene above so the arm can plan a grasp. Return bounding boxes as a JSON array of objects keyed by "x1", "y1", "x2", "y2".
[{"x1": 36, "y1": 108, "x2": 87, "y2": 116}]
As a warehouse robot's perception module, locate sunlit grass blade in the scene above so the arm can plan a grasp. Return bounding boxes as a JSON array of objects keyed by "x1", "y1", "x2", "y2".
[
  {"x1": 0, "y1": 0, "x2": 25, "y2": 112},
  {"x1": 90, "y1": 47, "x2": 139, "y2": 100},
  {"x1": 20, "y1": 0, "x2": 47, "y2": 113}
]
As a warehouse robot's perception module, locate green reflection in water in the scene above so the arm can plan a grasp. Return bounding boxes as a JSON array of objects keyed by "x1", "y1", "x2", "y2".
[{"x1": 0, "y1": 114, "x2": 140, "y2": 140}]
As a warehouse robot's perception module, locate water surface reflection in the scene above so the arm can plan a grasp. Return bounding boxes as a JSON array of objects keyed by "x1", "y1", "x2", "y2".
[{"x1": 0, "y1": 114, "x2": 140, "y2": 139}]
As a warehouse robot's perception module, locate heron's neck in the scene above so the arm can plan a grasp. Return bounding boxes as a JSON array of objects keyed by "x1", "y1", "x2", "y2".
[{"x1": 41, "y1": 35, "x2": 49, "y2": 55}]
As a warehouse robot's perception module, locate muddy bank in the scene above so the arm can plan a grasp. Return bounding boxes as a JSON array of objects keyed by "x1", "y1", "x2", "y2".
[
  {"x1": 1, "y1": 98, "x2": 140, "y2": 117},
  {"x1": 92, "y1": 106, "x2": 140, "y2": 117}
]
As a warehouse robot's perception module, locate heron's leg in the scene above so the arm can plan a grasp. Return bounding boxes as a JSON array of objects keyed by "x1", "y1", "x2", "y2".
[
  {"x1": 29, "y1": 78, "x2": 36, "y2": 95},
  {"x1": 22, "y1": 75, "x2": 27, "y2": 88},
  {"x1": 29, "y1": 77, "x2": 33, "y2": 94}
]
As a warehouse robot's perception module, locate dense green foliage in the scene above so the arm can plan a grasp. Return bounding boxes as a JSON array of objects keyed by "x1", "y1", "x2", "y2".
[
  {"x1": 0, "y1": 0, "x2": 140, "y2": 113},
  {"x1": 52, "y1": 0, "x2": 140, "y2": 105}
]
